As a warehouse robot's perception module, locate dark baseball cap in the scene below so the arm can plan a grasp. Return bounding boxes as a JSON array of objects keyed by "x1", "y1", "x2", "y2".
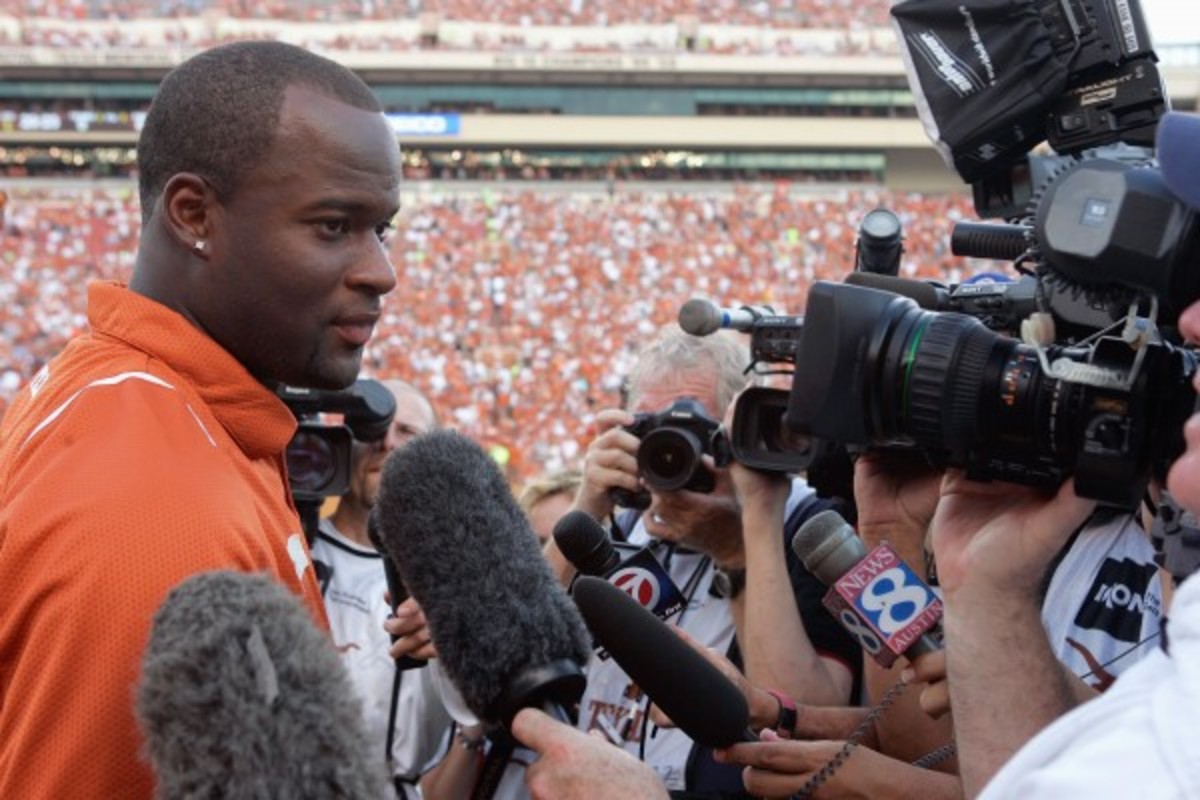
[{"x1": 1158, "y1": 111, "x2": 1200, "y2": 212}]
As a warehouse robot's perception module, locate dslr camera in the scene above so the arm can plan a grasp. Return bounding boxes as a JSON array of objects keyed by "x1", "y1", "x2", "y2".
[
  {"x1": 609, "y1": 398, "x2": 731, "y2": 510},
  {"x1": 702, "y1": 0, "x2": 1200, "y2": 511}
]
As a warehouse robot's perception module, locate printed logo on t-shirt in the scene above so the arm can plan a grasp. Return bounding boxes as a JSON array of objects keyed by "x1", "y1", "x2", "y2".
[
  {"x1": 1074, "y1": 557, "x2": 1157, "y2": 643},
  {"x1": 287, "y1": 533, "x2": 311, "y2": 581}
]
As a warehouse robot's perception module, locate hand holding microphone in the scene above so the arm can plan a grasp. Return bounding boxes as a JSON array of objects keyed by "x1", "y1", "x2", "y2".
[
  {"x1": 383, "y1": 596, "x2": 437, "y2": 662},
  {"x1": 373, "y1": 430, "x2": 592, "y2": 731},
  {"x1": 792, "y1": 510, "x2": 943, "y2": 669},
  {"x1": 512, "y1": 708, "x2": 669, "y2": 800}
]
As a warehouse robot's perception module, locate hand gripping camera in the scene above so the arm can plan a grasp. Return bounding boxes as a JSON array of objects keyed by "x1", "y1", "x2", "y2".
[{"x1": 608, "y1": 398, "x2": 731, "y2": 510}]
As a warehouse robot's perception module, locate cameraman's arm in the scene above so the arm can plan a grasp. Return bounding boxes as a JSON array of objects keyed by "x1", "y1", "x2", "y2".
[
  {"x1": 931, "y1": 472, "x2": 1094, "y2": 798},
  {"x1": 853, "y1": 452, "x2": 957, "y2": 769},
  {"x1": 735, "y1": 463, "x2": 853, "y2": 706},
  {"x1": 542, "y1": 408, "x2": 638, "y2": 585}
]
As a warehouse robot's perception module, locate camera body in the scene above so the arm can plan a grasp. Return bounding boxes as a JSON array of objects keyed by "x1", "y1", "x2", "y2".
[
  {"x1": 279, "y1": 379, "x2": 396, "y2": 505},
  {"x1": 609, "y1": 398, "x2": 730, "y2": 510},
  {"x1": 785, "y1": 281, "x2": 1196, "y2": 509}
]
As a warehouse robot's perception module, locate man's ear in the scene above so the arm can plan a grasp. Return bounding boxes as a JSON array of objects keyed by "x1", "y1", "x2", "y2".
[{"x1": 161, "y1": 173, "x2": 217, "y2": 256}]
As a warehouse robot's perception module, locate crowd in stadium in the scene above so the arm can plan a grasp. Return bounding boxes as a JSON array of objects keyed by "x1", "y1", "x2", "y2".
[
  {"x1": 1, "y1": 0, "x2": 891, "y2": 27},
  {"x1": 0, "y1": 0, "x2": 897, "y2": 54},
  {"x1": 0, "y1": 183, "x2": 988, "y2": 482}
]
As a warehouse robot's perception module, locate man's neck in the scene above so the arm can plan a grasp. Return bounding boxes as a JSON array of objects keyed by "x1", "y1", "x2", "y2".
[{"x1": 329, "y1": 499, "x2": 372, "y2": 548}]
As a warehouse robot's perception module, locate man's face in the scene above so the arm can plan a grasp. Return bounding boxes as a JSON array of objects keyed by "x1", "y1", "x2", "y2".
[
  {"x1": 199, "y1": 85, "x2": 401, "y2": 389},
  {"x1": 630, "y1": 371, "x2": 742, "y2": 561},
  {"x1": 1167, "y1": 298, "x2": 1200, "y2": 514},
  {"x1": 349, "y1": 388, "x2": 436, "y2": 507}
]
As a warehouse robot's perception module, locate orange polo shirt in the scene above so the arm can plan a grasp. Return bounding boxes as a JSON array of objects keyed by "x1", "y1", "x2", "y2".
[{"x1": 0, "y1": 281, "x2": 328, "y2": 799}]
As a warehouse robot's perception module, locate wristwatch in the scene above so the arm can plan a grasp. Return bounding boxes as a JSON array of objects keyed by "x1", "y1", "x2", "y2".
[{"x1": 711, "y1": 567, "x2": 746, "y2": 599}]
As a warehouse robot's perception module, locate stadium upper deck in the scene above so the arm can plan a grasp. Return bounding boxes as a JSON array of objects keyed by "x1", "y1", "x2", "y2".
[{"x1": 1, "y1": 4, "x2": 1197, "y2": 191}]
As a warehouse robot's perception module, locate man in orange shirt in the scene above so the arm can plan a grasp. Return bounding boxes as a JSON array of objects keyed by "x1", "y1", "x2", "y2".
[{"x1": 0, "y1": 41, "x2": 401, "y2": 798}]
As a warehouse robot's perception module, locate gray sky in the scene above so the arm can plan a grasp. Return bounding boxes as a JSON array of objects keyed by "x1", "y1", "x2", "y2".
[{"x1": 1143, "y1": 0, "x2": 1200, "y2": 45}]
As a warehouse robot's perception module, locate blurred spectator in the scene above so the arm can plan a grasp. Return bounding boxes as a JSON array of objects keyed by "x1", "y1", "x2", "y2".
[{"x1": 518, "y1": 467, "x2": 582, "y2": 543}]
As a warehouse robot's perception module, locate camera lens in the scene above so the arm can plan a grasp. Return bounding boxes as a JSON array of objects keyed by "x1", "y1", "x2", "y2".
[
  {"x1": 869, "y1": 304, "x2": 1103, "y2": 489},
  {"x1": 638, "y1": 427, "x2": 705, "y2": 492},
  {"x1": 286, "y1": 431, "x2": 338, "y2": 494}
]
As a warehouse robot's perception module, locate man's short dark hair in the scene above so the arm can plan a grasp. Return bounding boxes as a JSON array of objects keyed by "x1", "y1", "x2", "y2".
[{"x1": 136, "y1": 40, "x2": 384, "y2": 223}]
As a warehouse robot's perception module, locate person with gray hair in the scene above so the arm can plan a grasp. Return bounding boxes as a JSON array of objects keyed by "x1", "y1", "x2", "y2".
[{"x1": 543, "y1": 324, "x2": 860, "y2": 797}]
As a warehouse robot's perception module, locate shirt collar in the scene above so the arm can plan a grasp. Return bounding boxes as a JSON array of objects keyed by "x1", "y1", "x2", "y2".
[{"x1": 87, "y1": 281, "x2": 297, "y2": 459}]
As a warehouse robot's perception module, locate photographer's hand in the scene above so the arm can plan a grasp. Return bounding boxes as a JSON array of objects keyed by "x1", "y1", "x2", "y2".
[
  {"x1": 930, "y1": 473, "x2": 1094, "y2": 797},
  {"x1": 572, "y1": 408, "x2": 641, "y2": 521},
  {"x1": 853, "y1": 450, "x2": 942, "y2": 554},
  {"x1": 721, "y1": 396, "x2": 853, "y2": 706},
  {"x1": 543, "y1": 407, "x2": 639, "y2": 585}
]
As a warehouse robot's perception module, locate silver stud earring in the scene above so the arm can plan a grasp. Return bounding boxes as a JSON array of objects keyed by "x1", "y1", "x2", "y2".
[{"x1": 193, "y1": 240, "x2": 207, "y2": 254}]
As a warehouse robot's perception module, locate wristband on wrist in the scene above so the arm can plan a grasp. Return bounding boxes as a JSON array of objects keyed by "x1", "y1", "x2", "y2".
[{"x1": 765, "y1": 688, "x2": 797, "y2": 738}]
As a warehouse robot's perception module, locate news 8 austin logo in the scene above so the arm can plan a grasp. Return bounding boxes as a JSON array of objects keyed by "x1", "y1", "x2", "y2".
[{"x1": 823, "y1": 542, "x2": 942, "y2": 667}]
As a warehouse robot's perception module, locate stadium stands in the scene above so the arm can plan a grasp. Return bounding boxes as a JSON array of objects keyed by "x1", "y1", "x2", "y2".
[
  {"x1": 0, "y1": 183, "x2": 989, "y2": 481},
  {"x1": 0, "y1": 1, "x2": 897, "y2": 55}
]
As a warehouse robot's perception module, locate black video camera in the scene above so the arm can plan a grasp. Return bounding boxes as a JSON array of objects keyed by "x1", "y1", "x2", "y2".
[
  {"x1": 715, "y1": 0, "x2": 1199, "y2": 510},
  {"x1": 719, "y1": 154, "x2": 1200, "y2": 510},
  {"x1": 279, "y1": 379, "x2": 396, "y2": 539},
  {"x1": 609, "y1": 398, "x2": 731, "y2": 510}
]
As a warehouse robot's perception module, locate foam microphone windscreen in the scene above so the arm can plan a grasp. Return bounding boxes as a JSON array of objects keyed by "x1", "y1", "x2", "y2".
[
  {"x1": 789, "y1": 508, "x2": 867, "y2": 585},
  {"x1": 553, "y1": 509, "x2": 620, "y2": 576},
  {"x1": 571, "y1": 576, "x2": 751, "y2": 748},
  {"x1": 373, "y1": 429, "x2": 592, "y2": 728},
  {"x1": 136, "y1": 570, "x2": 386, "y2": 800}
]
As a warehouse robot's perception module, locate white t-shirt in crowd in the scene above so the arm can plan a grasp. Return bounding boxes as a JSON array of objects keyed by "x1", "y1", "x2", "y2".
[{"x1": 1041, "y1": 513, "x2": 1165, "y2": 689}]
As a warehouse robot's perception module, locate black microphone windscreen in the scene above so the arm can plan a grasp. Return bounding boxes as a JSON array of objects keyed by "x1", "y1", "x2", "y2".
[
  {"x1": 844, "y1": 272, "x2": 942, "y2": 310},
  {"x1": 553, "y1": 509, "x2": 620, "y2": 576},
  {"x1": 790, "y1": 509, "x2": 868, "y2": 586},
  {"x1": 572, "y1": 576, "x2": 750, "y2": 748},
  {"x1": 137, "y1": 571, "x2": 386, "y2": 799},
  {"x1": 374, "y1": 430, "x2": 591, "y2": 727}
]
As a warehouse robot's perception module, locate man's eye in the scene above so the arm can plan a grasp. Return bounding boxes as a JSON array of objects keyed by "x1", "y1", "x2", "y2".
[
  {"x1": 319, "y1": 219, "x2": 351, "y2": 237},
  {"x1": 375, "y1": 222, "x2": 395, "y2": 242}
]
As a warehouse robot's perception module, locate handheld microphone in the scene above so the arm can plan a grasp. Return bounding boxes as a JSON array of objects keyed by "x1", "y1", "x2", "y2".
[
  {"x1": 678, "y1": 298, "x2": 777, "y2": 335},
  {"x1": 137, "y1": 571, "x2": 388, "y2": 799},
  {"x1": 373, "y1": 430, "x2": 591, "y2": 729},
  {"x1": 366, "y1": 509, "x2": 425, "y2": 671},
  {"x1": 791, "y1": 510, "x2": 942, "y2": 668},
  {"x1": 553, "y1": 509, "x2": 687, "y2": 622},
  {"x1": 553, "y1": 510, "x2": 620, "y2": 576},
  {"x1": 571, "y1": 575, "x2": 753, "y2": 748}
]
